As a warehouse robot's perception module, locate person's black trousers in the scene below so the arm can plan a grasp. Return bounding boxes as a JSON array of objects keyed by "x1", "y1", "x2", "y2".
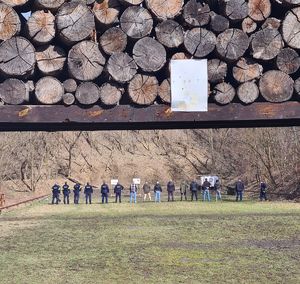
[
  {"x1": 115, "y1": 192, "x2": 121, "y2": 203},
  {"x1": 74, "y1": 194, "x2": 79, "y2": 204},
  {"x1": 63, "y1": 195, "x2": 69, "y2": 204},
  {"x1": 102, "y1": 194, "x2": 108, "y2": 204},
  {"x1": 168, "y1": 191, "x2": 174, "y2": 202},
  {"x1": 191, "y1": 191, "x2": 198, "y2": 201},
  {"x1": 52, "y1": 195, "x2": 59, "y2": 204},
  {"x1": 85, "y1": 194, "x2": 92, "y2": 204}
]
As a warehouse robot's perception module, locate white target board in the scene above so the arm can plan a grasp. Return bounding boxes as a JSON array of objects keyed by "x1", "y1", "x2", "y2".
[{"x1": 171, "y1": 59, "x2": 208, "y2": 112}]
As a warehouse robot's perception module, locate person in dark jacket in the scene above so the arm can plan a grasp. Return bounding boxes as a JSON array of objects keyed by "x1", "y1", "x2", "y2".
[
  {"x1": 154, "y1": 181, "x2": 162, "y2": 202},
  {"x1": 73, "y1": 183, "x2": 81, "y2": 204},
  {"x1": 202, "y1": 178, "x2": 211, "y2": 201},
  {"x1": 259, "y1": 182, "x2": 267, "y2": 201},
  {"x1": 180, "y1": 181, "x2": 189, "y2": 201},
  {"x1": 84, "y1": 182, "x2": 93, "y2": 204},
  {"x1": 235, "y1": 179, "x2": 245, "y2": 201},
  {"x1": 114, "y1": 182, "x2": 124, "y2": 203},
  {"x1": 101, "y1": 181, "x2": 109, "y2": 204},
  {"x1": 52, "y1": 184, "x2": 60, "y2": 205},
  {"x1": 143, "y1": 182, "x2": 151, "y2": 201},
  {"x1": 214, "y1": 179, "x2": 222, "y2": 201},
  {"x1": 190, "y1": 180, "x2": 199, "y2": 201},
  {"x1": 62, "y1": 182, "x2": 71, "y2": 204},
  {"x1": 167, "y1": 180, "x2": 175, "y2": 202}
]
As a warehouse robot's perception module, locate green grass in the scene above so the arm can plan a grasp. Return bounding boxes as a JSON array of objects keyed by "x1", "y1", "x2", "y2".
[{"x1": 0, "y1": 197, "x2": 300, "y2": 284}]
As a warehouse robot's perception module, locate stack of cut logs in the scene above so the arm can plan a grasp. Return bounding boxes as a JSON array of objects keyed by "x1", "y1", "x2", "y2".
[{"x1": 0, "y1": 0, "x2": 300, "y2": 107}]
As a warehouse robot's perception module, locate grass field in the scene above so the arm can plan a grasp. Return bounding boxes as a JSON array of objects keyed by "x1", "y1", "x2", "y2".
[{"x1": 0, "y1": 197, "x2": 300, "y2": 284}]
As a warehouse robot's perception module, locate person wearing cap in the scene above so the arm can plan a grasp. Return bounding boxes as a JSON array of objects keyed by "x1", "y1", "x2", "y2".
[
  {"x1": 214, "y1": 179, "x2": 222, "y2": 201},
  {"x1": 51, "y1": 183, "x2": 60, "y2": 205},
  {"x1": 190, "y1": 180, "x2": 199, "y2": 201},
  {"x1": 259, "y1": 181, "x2": 267, "y2": 201},
  {"x1": 73, "y1": 183, "x2": 81, "y2": 204},
  {"x1": 154, "y1": 181, "x2": 162, "y2": 202},
  {"x1": 129, "y1": 182, "x2": 138, "y2": 204},
  {"x1": 101, "y1": 181, "x2": 109, "y2": 204},
  {"x1": 167, "y1": 180, "x2": 175, "y2": 202},
  {"x1": 114, "y1": 182, "x2": 124, "y2": 203},
  {"x1": 235, "y1": 179, "x2": 245, "y2": 201},
  {"x1": 62, "y1": 182, "x2": 71, "y2": 204},
  {"x1": 84, "y1": 182, "x2": 93, "y2": 204},
  {"x1": 202, "y1": 178, "x2": 211, "y2": 201},
  {"x1": 143, "y1": 182, "x2": 151, "y2": 201}
]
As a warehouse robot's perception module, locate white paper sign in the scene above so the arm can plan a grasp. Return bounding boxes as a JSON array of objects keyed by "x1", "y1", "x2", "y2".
[
  {"x1": 171, "y1": 59, "x2": 208, "y2": 112},
  {"x1": 132, "y1": 178, "x2": 141, "y2": 185},
  {"x1": 111, "y1": 179, "x2": 118, "y2": 186}
]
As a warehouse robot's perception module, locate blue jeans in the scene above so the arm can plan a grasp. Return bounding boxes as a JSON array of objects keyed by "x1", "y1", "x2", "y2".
[
  {"x1": 236, "y1": 191, "x2": 243, "y2": 201},
  {"x1": 216, "y1": 190, "x2": 222, "y2": 201},
  {"x1": 203, "y1": 189, "x2": 211, "y2": 201},
  {"x1": 130, "y1": 192, "x2": 137, "y2": 203},
  {"x1": 102, "y1": 194, "x2": 108, "y2": 204},
  {"x1": 155, "y1": 191, "x2": 161, "y2": 202},
  {"x1": 74, "y1": 194, "x2": 79, "y2": 204}
]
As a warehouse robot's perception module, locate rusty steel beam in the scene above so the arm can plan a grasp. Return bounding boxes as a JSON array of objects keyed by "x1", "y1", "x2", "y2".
[{"x1": 0, "y1": 102, "x2": 299, "y2": 131}]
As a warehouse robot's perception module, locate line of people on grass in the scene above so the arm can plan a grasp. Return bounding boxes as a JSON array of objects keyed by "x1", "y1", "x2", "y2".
[{"x1": 51, "y1": 179, "x2": 268, "y2": 205}]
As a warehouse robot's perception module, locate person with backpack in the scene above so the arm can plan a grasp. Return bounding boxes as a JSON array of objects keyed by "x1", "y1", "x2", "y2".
[
  {"x1": 129, "y1": 182, "x2": 138, "y2": 204},
  {"x1": 259, "y1": 181, "x2": 267, "y2": 201},
  {"x1": 101, "y1": 181, "x2": 109, "y2": 204},
  {"x1": 235, "y1": 179, "x2": 245, "y2": 202},
  {"x1": 202, "y1": 178, "x2": 211, "y2": 201},
  {"x1": 73, "y1": 183, "x2": 81, "y2": 204},
  {"x1": 214, "y1": 179, "x2": 222, "y2": 201},
  {"x1": 84, "y1": 182, "x2": 93, "y2": 204},
  {"x1": 62, "y1": 182, "x2": 71, "y2": 204},
  {"x1": 154, "y1": 181, "x2": 162, "y2": 202},
  {"x1": 190, "y1": 180, "x2": 199, "y2": 201},
  {"x1": 51, "y1": 183, "x2": 60, "y2": 205},
  {"x1": 114, "y1": 182, "x2": 124, "y2": 203}
]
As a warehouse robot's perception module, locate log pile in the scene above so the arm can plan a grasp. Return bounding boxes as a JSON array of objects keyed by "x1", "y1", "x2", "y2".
[{"x1": 0, "y1": 0, "x2": 300, "y2": 107}]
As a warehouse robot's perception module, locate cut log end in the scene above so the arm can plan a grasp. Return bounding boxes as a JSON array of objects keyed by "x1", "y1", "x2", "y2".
[
  {"x1": 99, "y1": 82, "x2": 124, "y2": 106},
  {"x1": 237, "y1": 81, "x2": 259, "y2": 104},
  {"x1": 35, "y1": 76, "x2": 64, "y2": 104},
  {"x1": 75, "y1": 82, "x2": 100, "y2": 105},
  {"x1": 214, "y1": 82, "x2": 236, "y2": 105}
]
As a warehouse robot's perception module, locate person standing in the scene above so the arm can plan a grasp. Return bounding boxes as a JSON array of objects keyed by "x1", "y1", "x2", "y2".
[
  {"x1": 62, "y1": 182, "x2": 71, "y2": 204},
  {"x1": 73, "y1": 183, "x2": 81, "y2": 204},
  {"x1": 202, "y1": 178, "x2": 211, "y2": 201},
  {"x1": 52, "y1": 183, "x2": 60, "y2": 205},
  {"x1": 180, "y1": 181, "x2": 188, "y2": 201},
  {"x1": 259, "y1": 181, "x2": 267, "y2": 201},
  {"x1": 214, "y1": 179, "x2": 222, "y2": 201},
  {"x1": 235, "y1": 179, "x2": 245, "y2": 202},
  {"x1": 143, "y1": 182, "x2": 151, "y2": 201},
  {"x1": 84, "y1": 182, "x2": 93, "y2": 204},
  {"x1": 129, "y1": 183, "x2": 138, "y2": 204},
  {"x1": 190, "y1": 180, "x2": 198, "y2": 201},
  {"x1": 101, "y1": 181, "x2": 109, "y2": 204},
  {"x1": 167, "y1": 180, "x2": 175, "y2": 202},
  {"x1": 114, "y1": 182, "x2": 124, "y2": 203},
  {"x1": 154, "y1": 181, "x2": 162, "y2": 202}
]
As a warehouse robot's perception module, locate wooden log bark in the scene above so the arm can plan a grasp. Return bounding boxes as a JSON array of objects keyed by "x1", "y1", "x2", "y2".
[
  {"x1": 262, "y1": 18, "x2": 281, "y2": 30},
  {"x1": 75, "y1": 82, "x2": 100, "y2": 105},
  {"x1": 93, "y1": 0, "x2": 120, "y2": 26},
  {"x1": 155, "y1": 20, "x2": 184, "y2": 48},
  {"x1": 232, "y1": 58, "x2": 263, "y2": 83},
  {"x1": 282, "y1": 8, "x2": 300, "y2": 49},
  {"x1": 214, "y1": 82, "x2": 236, "y2": 104},
  {"x1": 107, "y1": 52, "x2": 137, "y2": 83},
  {"x1": 282, "y1": 0, "x2": 300, "y2": 6},
  {"x1": 56, "y1": 2, "x2": 95, "y2": 45},
  {"x1": 183, "y1": 0, "x2": 210, "y2": 27},
  {"x1": 242, "y1": 17, "x2": 257, "y2": 34},
  {"x1": 99, "y1": 82, "x2": 124, "y2": 106},
  {"x1": 133, "y1": 37, "x2": 166, "y2": 72},
  {"x1": 35, "y1": 0, "x2": 66, "y2": 11},
  {"x1": 128, "y1": 74, "x2": 158, "y2": 105},
  {"x1": 68, "y1": 40, "x2": 105, "y2": 81},
  {"x1": 0, "y1": 36, "x2": 35, "y2": 77},
  {"x1": 158, "y1": 79, "x2": 171, "y2": 104},
  {"x1": 120, "y1": 0, "x2": 144, "y2": 5},
  {"x1": 251, "y1": 28, "x2": 283, "y2": 60},
  {"x1": 248, "y1": 0, "x2": 271, "y2": 22},
  {"x1": 259, "y1": 70, "x2": 294, "y2": 102},
  {"x1": 221, "y1": 0, "x2": 248, "y2": 22},
  {"x1": 216, "y1": 29, "x2": 249, "y2": 61},
  {"x1": 276, "y1": 48, "x2": 300, "y2": 74},
  {"x1": 0, "y1": 3, "x2": 20, "y2": 41},
  {"x1": 26, "y1": 10, "x2": 55, "y2": 45},
  {"x1": 99, "y1": 27, "x2": 127, "y2": 55},
  {"x1": 36, "y1": 45, "x2": 66, "y2": 76},
  {"x1": 25, "y1": 80, "x2": 35, "y2": 94},
  {"x1": 62, "y1": 93, "x2": 75, "y2": 106},
  {"x1": 0, "y1": 0, "x2": 29, "y2": 7},
  {"x1": 210, "y1": 12, "x2": 229, "y2": 33},
  {"x1": 237, "y1": 81, "x2": 259, "y2": 104},
  {"x1": 120, "y1": 6, "x2": 153, "y2": 39},
  {"x1": 63, "y1": 79, "x2": 77, "y2": 93},
  {"x1": 184, "y1": 28, "x2": 216, "y2": 58},
  {"x1": 145, "y1": 0, "x2": 183, "y2": 20},
  {"x1": 208, "y1": 59, "x2": 227, "y2": 84},
  {"x1": 35, "y1": 76, "x2": 64, "y2": 104},
  {"x1": 0, "y1": 78, "x2": 28, "y2": 104}
]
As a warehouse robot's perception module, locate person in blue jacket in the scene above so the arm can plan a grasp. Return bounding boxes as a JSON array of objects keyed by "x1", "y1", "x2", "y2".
[
  {"x1": 84, "y1": 182, "x2": 93, "y2": 204},
  {"x1": 101, "y1": 181, "x2": 109, "y2": 204},
  {"x1": 62, "y1": 182, "x2": 71, "y2": 204},
  {"x1": 73, "y1": 183, "x2": 81, "y2": 204},
  {"x1": 114, "y1": 182, "x2": 124, "y2": 203},
  {"x1": 52, "y1": 184, "x2": 60, "y2": 205}
]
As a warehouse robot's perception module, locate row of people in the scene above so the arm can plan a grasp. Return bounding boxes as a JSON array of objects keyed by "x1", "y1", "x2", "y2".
[{"x1": 51, "y1": 179, "x2": 227, "y2": 204}]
